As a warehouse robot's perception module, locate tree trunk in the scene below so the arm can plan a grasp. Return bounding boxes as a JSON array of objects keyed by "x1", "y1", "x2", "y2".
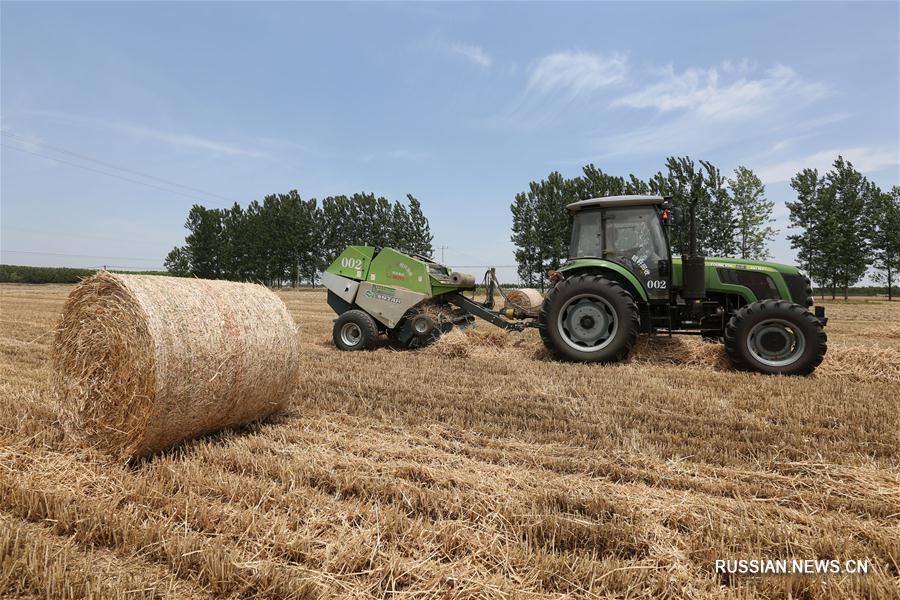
[{"x1": 888, "y1": 267, "x2": 893, "y2": 301}]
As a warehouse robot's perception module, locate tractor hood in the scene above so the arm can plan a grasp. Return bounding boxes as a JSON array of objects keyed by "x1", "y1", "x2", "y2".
[{"x1": 676, "y1": 256, "x2": 803, "y2": 276}]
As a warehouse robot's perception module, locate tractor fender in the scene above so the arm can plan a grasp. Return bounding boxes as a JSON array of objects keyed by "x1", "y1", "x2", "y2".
[{"x1": 557, "y1": 260, "x2": 648, "y2": 302}]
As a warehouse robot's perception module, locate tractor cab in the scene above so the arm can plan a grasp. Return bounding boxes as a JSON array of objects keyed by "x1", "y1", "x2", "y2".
[{"x1": 567, "y1": 196, "x2": 672, "y2": 301}]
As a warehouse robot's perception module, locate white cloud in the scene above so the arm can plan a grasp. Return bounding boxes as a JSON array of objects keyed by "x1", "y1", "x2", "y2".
[
  {"x1": 755, "y1": 147, "x2": 900, "y2": 184},
  {"x1": 116, "y1": 123, "x2": 261, "y2": 156},
  {"x1": 448, "y1": 42, "x2": 492, "y2": 68},
  {"x1": 527, "y1": 51, "x2": 628, "y2": 99},
  {"x1": 490, "y1": 51, "x2": 628, "y2": 129},
  {"x1": 612, "y1": 63, "x2": 827, "y2": 122},
  {"x1": 591, "y1": 61, "x2": 832, "y2": 158},
  {"x1": 22, "y1": 109, "x2": 262, "y2": 157}
]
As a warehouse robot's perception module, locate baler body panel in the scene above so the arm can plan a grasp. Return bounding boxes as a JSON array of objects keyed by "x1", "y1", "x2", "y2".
[
  {"x1": 327, "y1": 246, "x2": 375, "y2": 280},
  {"x1": 355, "y1": 281, "x2": 428, "y2": 328},
  {"x1": 366, "y1": 248, "x2": 434, "y2": 295},
  {"x1": 321, "y1": 271, "x2": 360, "y2": 304}
]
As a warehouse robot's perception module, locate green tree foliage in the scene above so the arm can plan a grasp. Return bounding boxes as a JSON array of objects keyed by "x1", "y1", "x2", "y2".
[
  {"x1": 166, "y1": 191, "x2": 433, "y2": 286},
  {"x1": 787, "y1": 157, "x2": 880, "y2": 299},
  {"x1": 868, "y1": 186, "x2": 900, "y2": 300},
  {"x1": 787, "y1": 169, "x2": 833, "y2": 293},
  {"x1": 405, "y1": 195, "x2": 434, "y2": 256},
  {"x1": 510, "y1": 189, "x2": 541, "y2": 287},
  {"x1": 510, "y1": 172, "x2": 575, "y2": 289},
  {"x1": 824, "y1": 157, "x2": 876, "y2": 298},
  {"x1": 649, "y1": 157, "x2": 739, "y2": 256},
  {"x1": 728, "y1": 166, "x2": 776, "y2": 260},
  {"x1": 163, "y1": 247, "x2": 191, "y2": 276},
  {"x1": 701, "y1": 160, "x2": 738, "y2": 257},
  {"x1": 182, "y1": 205, "x2": 226, "y2": 279}
]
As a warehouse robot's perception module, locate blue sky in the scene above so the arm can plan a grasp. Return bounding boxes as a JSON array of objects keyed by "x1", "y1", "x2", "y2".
[{"x1": 2, "y1": 1, "x2": 898, "y2": 282}]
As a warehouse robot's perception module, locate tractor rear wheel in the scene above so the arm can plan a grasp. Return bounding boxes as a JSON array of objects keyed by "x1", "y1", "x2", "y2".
[
  {"x1": 724, "y1": 300, "x2": 826, "y2": 375},
  {"x1": 539, "y1": 275, "x2": 639, "y2": 363},
  {"x1": 333, "y1": 309, "x2": 379, "y2": 351}
]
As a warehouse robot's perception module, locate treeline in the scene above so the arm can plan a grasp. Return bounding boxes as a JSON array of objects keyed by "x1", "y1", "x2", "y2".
[
  {"x1": 165, "y1": 191, "x2": 433, "y2": 286},
  {"x1": 511, "y1": 157, "x2": 775, "y2": 288},
  {"x1": 0, "y1": 265, "x2": 171, "y2": 284},
  {"x1": 787, "y1": 157, "x2": 900, "y2": 299}
]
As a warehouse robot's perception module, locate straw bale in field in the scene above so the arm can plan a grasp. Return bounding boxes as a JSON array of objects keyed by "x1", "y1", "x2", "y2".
[
  {"x1": 503, "y1": 288, "x2": 544, "y2": 316},
  {"x1": 52, "y1": 272, "x2": 300, "y2": 459}
]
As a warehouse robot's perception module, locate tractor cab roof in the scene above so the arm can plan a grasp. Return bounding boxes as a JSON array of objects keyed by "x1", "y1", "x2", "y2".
[{"x1": 566, "y1": 195, "x2": 665, "y2": 213}]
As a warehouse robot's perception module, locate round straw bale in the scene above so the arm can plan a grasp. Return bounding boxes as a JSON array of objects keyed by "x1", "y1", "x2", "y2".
[
  {"x1": 52, "y1": 272, "x2": 300, "y2": 459},
  {"x1": 503, "y1": 288, "x2": 544, "y2": 316}
]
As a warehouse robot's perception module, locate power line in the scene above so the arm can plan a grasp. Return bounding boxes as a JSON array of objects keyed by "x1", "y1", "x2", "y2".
[
  {"x1": 1, "y1": 143, "x2": 218, "y2": 204},
  {"x1": 1, "y1": 130, "x2": 242, "y2": 205},
  {"x1": 2, "y1": 249, "x2": 161, "y2": 262},
  {"x1": 448, "y1": 265, "x2": 518, "y2": 268},
  {"x1": 6, "y1": 227, "x2": 142, "y2": 244}
]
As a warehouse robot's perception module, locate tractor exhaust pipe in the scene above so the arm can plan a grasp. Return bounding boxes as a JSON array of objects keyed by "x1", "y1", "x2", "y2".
[{"x1": 681, "y1": 184, "x2": 706, "y2": 300}]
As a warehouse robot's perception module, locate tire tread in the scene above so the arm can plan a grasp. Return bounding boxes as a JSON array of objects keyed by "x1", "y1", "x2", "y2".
[
  {"x1": 724, "y1": 300, "x2": 826, "y2": 375},
  {"x1": 539, "y1": 274, "x2": 639, "y2": 362}
]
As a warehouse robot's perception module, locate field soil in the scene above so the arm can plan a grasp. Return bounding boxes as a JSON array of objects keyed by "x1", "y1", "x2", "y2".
[{"x1": 1, "y1": 284, "x2": 898, "y2": 599}]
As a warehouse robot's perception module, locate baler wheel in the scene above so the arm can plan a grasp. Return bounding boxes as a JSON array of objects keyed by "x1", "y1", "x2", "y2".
[{"x1": 333, "y1": 309, "x2": 379, "y2": 351}]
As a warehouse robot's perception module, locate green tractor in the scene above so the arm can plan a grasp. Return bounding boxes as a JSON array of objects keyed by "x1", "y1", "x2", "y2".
[{"x1": 323, "y1": 194, "x2": 827, "y2": 376}]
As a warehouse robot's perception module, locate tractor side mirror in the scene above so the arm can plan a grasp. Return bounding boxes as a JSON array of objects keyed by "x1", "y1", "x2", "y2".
[{"x1": 670, "y1": 207, "x2": 685, "y2": 226}]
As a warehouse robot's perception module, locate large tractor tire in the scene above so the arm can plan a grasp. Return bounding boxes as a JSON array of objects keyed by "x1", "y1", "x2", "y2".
[
  {"x1": 724, "y1": 299, "x2": 826, "y2": 376},
  {"x1": 333, "y1": 309, "x2": 379, "y2": 351},
  {"x1": 539, "y1": 275, "x2": 640, "y2": 363}
]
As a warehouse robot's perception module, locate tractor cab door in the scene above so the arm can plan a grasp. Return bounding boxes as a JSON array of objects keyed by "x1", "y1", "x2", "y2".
[
  {"x1": 569, "y1": 206, "x2": 670, "y2": 300},
  {"x1": 602, "y1": 206, "x2": 670, "y2": 300}
]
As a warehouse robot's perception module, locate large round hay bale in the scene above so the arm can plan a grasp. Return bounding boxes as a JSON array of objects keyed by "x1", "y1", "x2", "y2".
[
  {"x1": 503, "y1": 288, "x2": 544, "y2": 316},
  {"x1": 52, "y1": 272, "x2": 300, "y2": 459}
]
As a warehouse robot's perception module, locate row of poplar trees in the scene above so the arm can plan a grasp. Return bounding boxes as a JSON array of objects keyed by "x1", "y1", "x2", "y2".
[
  {"x1": 788, "y1": 157, "x2": 900, "y2": 299},
  {"x1": 511, "y1": 156, "x2": 778, "y2": 289},
  {"x1": 164, "y1": 191, "x2": 433, "y2": 286},
  {"x1": 511, "y1": 155, "x2": 900, "y2": 298}
]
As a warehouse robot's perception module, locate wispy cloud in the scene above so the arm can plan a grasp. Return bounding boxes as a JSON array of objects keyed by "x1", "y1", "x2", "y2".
[
  {"x1": 612, "y1": 63, "x2": 827, "y2": 121},
  {"x1": 115, "y1": 123, "x2": 261, "y2": 156},
  {"x1": 594, "y1": 61, "x2": 831, "y2": 158},
  {"x1": 492, "y1": 51, "x2": 628, "y2": 129},
  {"x1": 22, "y1": 109, "x2": 262, "y2": 157},
  {"x1": 755, "y1": 147, "x2": 900, "y2": 184},
  {"x1": 448, "y1": 42, "x2": 492, "y2": 68},
  {"x1": 527, "y1": 51, "x2": 628, "y2": 99}
]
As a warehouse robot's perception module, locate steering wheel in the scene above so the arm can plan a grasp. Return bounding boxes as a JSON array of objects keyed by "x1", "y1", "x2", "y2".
[{"x1": 605, "y1": 246, "x2": 642, "y2": 257}]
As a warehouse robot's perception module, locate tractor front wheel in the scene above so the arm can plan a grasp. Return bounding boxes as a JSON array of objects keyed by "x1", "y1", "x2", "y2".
[
  {"x1": 539, "y1": 275, "x2": 639, "y2": 363},
  {"x1": 724, "y1": 300, "x2": 826, "y2": 375},
  {"x1": 333, "y1": 309, "x2": 379, "y2": 351}
]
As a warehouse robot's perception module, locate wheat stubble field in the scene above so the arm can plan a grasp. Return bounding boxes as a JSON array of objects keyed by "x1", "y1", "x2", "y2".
[{"x1": 1, "y1": 284, "x2": 898, "y2": 599}]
